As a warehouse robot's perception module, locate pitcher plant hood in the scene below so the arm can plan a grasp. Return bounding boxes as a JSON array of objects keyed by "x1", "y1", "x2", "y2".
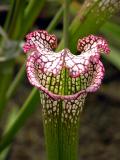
[{"x1": 23, "y1": 30, "x2": 110, "y2": 100}]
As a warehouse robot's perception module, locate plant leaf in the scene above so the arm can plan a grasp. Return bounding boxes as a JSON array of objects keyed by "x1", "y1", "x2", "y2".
[
  {"x1": 0, "y1": 88, "x2": 39, "y2": 152},
  {"x1": 57, "y1": 0, "x2": 120, "y2": 52},
  {"x1": 0, "y1": 0, "x2": 120, "y2": 152}
]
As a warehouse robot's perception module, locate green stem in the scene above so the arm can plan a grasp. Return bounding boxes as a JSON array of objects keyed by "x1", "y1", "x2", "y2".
[
  {"x1": 63, "y1": 0, "x2": 69, "y2": 48},
  {"x1": 6, "y1": 6, "x2": 63, "y2": 101},
  {"x1": 41, "y1": 93, "x2": 79, "y2": 160},
  {"x1": 63, "y1": 0, "x2": 70, "y2": 96},
  {"x1": 0, "y1": 106, "x2": 18, "y2": 160},
  {"x1": 0, "y1": 0, "x2": 45, "y2": 117},
  {"x1": 0, "y1": 6, "x2": 64, "y2": 152},
  {"x1": 4, "y1": 0, "x2": 26, "y2": 39},
  {"x1": 19, "y1": 0, "x2": 46, "y2": 39},
  {"x1": 47, "y1": 6, "x2": 63, "y2": 32},
  {"x1": 6, "y1": 63, "x2": 26, "y2": 100},
  {"x1": 43, "y1": 2, "x2": 80, "y2": 159},
  {"x1": 0, "y1": 88, "x2": 39, "y2": 152},
  {"x1": 0, "y1": 60, "x2": 14, "y2": 116}
]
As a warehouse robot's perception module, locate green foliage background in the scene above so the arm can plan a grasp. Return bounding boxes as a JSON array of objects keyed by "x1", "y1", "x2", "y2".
[{"x1": 0, "y1": 0, "x2": 120, "y2": 159}]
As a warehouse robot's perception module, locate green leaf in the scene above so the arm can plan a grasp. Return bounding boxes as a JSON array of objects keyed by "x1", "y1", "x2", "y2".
[
  {"x1": 1, "y1": 0, "x2": 120, "y2": 152},
  {"x1": 103, "y1": 46, "x2": 120, "y2": 70},
  {"x1": 4, "y1": 0, "x2": 26, "y2": 39},
  {"x1": 0, "y1": 0, "x2": 46, "y2": 115},
  {"x1": 6, "y1": 6, "x2": 63, "y2": 100},
  {"x1": 0, "y1": 60, "x2": 14, "y2": 115},
  {"x1": 0, "y1": 106, "x2": 18, "y2": 160},
  {"x1": 0, "y1": 5, "x2": 63, "y2": 152},
  {"x1": 0, "y1": 88, "x2": 39, "y2": 152},
  {"x1": 57, "y1": 0, "x2": 120, "y2": 52},
  {"x1": 101, "y1": 21, "x2": 120, "y2": 49},
  {"x1": 19, "y1": 0, "x2": 46, "y2": 39},
  {"x1": 6, "y1": 63, "x2": 26, "y2": 100},
  {"x1": 4, "y1": 0, "x2": 46, "y2": 39},
  {"x1": 100, "y1": 21, "x2": 120, "y2": 69}
]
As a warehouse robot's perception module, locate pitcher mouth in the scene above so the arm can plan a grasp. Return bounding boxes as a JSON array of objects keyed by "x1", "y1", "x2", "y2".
[{"x1": 23, "y1": 30, "x2": 110, "y2": 101}]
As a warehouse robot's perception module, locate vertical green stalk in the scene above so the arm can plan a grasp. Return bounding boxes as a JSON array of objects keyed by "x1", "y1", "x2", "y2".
[
  {"x1": 47, "y1": 6, "x2": 63, "y2": 32},
  {"x1": 63, "y1": 0, "x2": 69, "y2": 48},
  {"x1": 63, "y1": 0, "x2": 69, "y2": 95},
  {"x1": 41, "y1": 92, "x2": 80, "y2": 160},
  {"x1": 6, "y1": 63, "x2": 26, "y2": 100},
  {"x1": 0, "y1": 60, "x2": 14, "y2": 115},
  {"x1": 42, "y1": 1, "x2": 79, "y2": 160},
  {"x1": 6, "y1": 6, "x2": 63, "y2": 101},
  {"x1": 0, "y1": 6, "x2": 64, "y2": 152},
  {"x1": 0, "y1": 0, "x2": 46, "y2": 117}
]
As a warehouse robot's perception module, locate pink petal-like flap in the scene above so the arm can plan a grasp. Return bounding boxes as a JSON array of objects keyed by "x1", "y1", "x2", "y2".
[
  {"x1": 23, "y1": 30, "x2": 57, "y2": 53},
  {"x1": 23, "y1": 30, "x2": 110, "y2": 100},
  {"x1": 77, "y1": 35, "x2": 110, "y2": 54},
  {"x1": 26, "y1": 49, "x2": 104, "y2": 100}
]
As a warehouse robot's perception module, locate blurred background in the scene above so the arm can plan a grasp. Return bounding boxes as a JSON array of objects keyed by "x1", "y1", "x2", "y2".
[{"x1": 0, "y1": 0, "x2": 120, "y2": 160}]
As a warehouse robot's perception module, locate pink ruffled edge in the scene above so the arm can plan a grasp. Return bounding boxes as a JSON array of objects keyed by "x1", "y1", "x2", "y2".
[
  {"x1": 26, "y1": 54, "x2": 105, "y2": 100},
  {"x1": 23, "y1": 30, "x2": 110, "y2": 100},
  {"x1": 23, "y1": 30, "x2": 57, "y2": 53}
]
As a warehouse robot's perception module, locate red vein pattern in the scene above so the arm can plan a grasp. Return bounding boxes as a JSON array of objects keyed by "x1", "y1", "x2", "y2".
[
  {"x1": 41, "y1": 91, "x2": 87, "y2": 125},
  {"x1": 23, "y1": 30, "x2": 110, "y2": 124},
  {"x1": 23, "y1": 30, "x2": 110, "y2": 100}
]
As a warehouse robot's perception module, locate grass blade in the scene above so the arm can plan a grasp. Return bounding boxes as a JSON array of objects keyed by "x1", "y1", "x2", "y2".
[
  {"x1": 0, "y1": 88, "x2": 39, "y2": 152},
  {"x1": 0, "y1": 0, "x2": 120, "y2": 152}
]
